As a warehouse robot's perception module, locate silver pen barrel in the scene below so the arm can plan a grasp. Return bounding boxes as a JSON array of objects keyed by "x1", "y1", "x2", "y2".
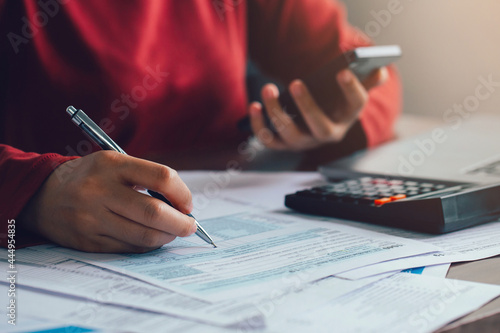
[{"x1": 193, "y1": 219, "x2": 217, "y2": 248}]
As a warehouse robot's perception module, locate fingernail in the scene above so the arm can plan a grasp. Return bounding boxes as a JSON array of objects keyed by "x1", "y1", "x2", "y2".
[
  {"x1": 379, "y1": 67, "x2": 389, "y2": 82},
  {"x1": 264, "y1": 85, "x2": 278, "y2": 99},
  {"x1": 290, "y1": 80, "x2": 303, "y2": 97},
  {"x1": 187, "y1": 201, "x2": 193, "y2": 213},
  {"x1": 338, "y1": 69, "x2": 352, "y2": 84},
  {"x1": 249, "y1": 102, "x2": 262, "y2": 116}
]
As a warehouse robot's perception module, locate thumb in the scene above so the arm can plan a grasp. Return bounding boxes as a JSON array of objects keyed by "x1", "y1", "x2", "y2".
[{"x1": 362, "y1": 66, "x2": 389, "y2": 91}]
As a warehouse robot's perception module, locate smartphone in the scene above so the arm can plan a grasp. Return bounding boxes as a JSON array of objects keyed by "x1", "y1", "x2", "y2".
[{"x1": 238, "y1": 45, "x2": 402, "y2": 133}]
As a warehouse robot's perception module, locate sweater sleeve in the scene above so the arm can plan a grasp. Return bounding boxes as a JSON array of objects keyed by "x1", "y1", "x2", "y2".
[
  {"x1": 248, "y1": 0, "x2": 402, "y2": 148},
  {"x1": 0, "y1": 144, "x2": 78, "y2": 248}
]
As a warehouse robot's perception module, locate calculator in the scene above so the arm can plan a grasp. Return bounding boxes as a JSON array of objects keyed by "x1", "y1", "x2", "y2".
[{"x1": 284, "y1": 175, "x2": 500, "y2": 234}]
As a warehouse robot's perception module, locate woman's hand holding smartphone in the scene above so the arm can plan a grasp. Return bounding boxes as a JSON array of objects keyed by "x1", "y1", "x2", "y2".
[
  {"x1": 248, "y1": 67, "x2": 389, "y2": 151},
  {"x1": 241, "y1": 45, "x2": 402, "y2": 152}
]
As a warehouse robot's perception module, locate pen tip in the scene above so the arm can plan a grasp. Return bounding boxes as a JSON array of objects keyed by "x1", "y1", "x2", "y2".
[{"x1": 212, "y1": 243, "x2": 217, "y2": 248}]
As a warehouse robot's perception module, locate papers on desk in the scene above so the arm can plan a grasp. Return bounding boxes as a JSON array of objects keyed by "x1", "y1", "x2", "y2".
[
  {"x1": 38, "y1": 212, "x2": 440, "y2": 302},
  {"x1": 0, "y1": 283, "x2": 221, "y2": 333},
  {"x1": 182, "y1": 171, "x2": 324, "y2": 220},
  {"x1": 2, "y1": 171, "x2": 500, "y2": 332},
  {"x1": 2, "y1": 273, "x2": 499, "y2": 333},
  {"x1": 8, "y1": 248, "x2": 259, "y2": 326},
  {"x1": 277, "y1": 274, "x2": 500, "y2": 333},
  {"x1": 334, "y1": 219, "x2": 500, "y2": 279}
]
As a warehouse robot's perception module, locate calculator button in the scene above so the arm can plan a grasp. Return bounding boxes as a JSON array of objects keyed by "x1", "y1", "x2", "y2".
[
  {"x1": 420, "y1": 183, "x2": 434, "y2": 188},
  {"x1": 374, "y1": 197, "x2": 392, "y2": 205},
  {"x1": 390, "y1": 194, "x2": 407, "y2": 201},
  {"x1": 349, "y1": 190, "x2": 364, "y2": 195},
  {"x1": 360, "y1": 177, "x2": 373, "y2": 183},
  {"x1": 374, "y1": 178, "x2": 390, "y2": 184},
  {"x1": 435, "y1": 184, "x2": 447, "y2": 189},
  {"x1": 404, "y1": 181, "x2": 418, "y2": 186},
  {"x1": 347, "y1": 186, "x2": 362, "y2": 192}
]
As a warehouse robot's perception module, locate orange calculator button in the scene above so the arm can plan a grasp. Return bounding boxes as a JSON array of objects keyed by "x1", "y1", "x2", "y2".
[
  {"x1": 390, "y1": 194, "x2": 407, "y2": 201},
  {"x1": 374, "y1": 197, "x2": 391, "y2": 206}
]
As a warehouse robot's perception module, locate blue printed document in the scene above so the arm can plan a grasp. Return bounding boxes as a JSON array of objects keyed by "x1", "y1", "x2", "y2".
[{"x1": 40, "y1": 212, "x2": 441, "y2": 302}]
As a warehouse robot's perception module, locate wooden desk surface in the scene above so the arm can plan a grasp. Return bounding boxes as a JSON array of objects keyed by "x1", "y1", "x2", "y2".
[{"x1": 438, "y1": 256, "x2": 500, "y2": 332}]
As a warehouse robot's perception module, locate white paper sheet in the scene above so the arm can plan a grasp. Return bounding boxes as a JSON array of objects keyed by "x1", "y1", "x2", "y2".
[
  {"x1": 38, "y1": 212, "x2": 440, "y2": 302},
  {"x1": 0, "y1": 252, "x2": 388, "y2": 332},
  {"x1": 276, "y1": 274, "x2": 500, "y2": 333},
  {"x1": 180, "y1": 171, "x2": 324, "y2": 220},
  {"x1": 4, "y1": 280, "x2": 368, "y2": 333},
  {"x1": 0, "y1": 284, "x2": 225, "y2": 333},
  {"x1": 335, "y1": 220, "x2": 500, "y2": 279},
  {"x1": 0, "y1": 247, "x2": 260, "y2": 326}
]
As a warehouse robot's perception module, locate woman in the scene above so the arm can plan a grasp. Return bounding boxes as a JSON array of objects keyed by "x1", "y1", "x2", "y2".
[{"x1": 0, "y1": 0, "x2": 401, "y2": 252}]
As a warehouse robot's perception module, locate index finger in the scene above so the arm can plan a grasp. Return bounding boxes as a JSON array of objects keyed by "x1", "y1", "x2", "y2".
[{"x1": 113, "y1": 155, "x2": 193, "y2": 214}]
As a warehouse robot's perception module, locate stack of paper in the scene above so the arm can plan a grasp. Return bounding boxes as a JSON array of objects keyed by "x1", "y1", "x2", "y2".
[{"x1": 1, "y1": 171, "x2": 499, "y2": 332}]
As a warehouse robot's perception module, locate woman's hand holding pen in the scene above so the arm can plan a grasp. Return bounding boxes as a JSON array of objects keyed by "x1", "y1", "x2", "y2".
[
  {"x1": 248, "y1": 68, "x2": 388, "y2": 151},
  {"x1": 18, "y1": 151, "x2": 197, "y2": 253}
]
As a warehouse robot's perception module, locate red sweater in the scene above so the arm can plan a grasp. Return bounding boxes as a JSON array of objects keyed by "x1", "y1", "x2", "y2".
[{"x1": 0, "y1": 0, "x2": 401, "y2": 247}]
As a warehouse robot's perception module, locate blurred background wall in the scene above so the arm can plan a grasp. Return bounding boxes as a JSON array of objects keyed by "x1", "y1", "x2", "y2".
[{"x1": 342, "y1": 0, "x2": 500, "y2": 120}]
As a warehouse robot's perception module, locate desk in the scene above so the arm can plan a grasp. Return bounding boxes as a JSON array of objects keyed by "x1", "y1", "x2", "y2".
[
  {"x1": 148, "y1": 113, "x2": 500, "y2": 332},
  {"x1": 439, "y1": 256, "x2": 500, "y2": 332}
]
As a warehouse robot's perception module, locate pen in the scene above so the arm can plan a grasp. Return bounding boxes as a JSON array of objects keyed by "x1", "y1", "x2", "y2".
[{"x1": 66, "y1": 106, "x2": 217, "y2": 248}]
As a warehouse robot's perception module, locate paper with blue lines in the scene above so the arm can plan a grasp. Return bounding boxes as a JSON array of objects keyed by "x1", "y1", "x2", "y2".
[{"x1": 43, "y1": 212, "x2": 440, "y2": 302}]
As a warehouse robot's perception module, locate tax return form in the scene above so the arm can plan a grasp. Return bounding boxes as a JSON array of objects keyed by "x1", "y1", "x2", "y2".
[{"x1": 40, "y1": 211, "x2": 441, "y2": 302}]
